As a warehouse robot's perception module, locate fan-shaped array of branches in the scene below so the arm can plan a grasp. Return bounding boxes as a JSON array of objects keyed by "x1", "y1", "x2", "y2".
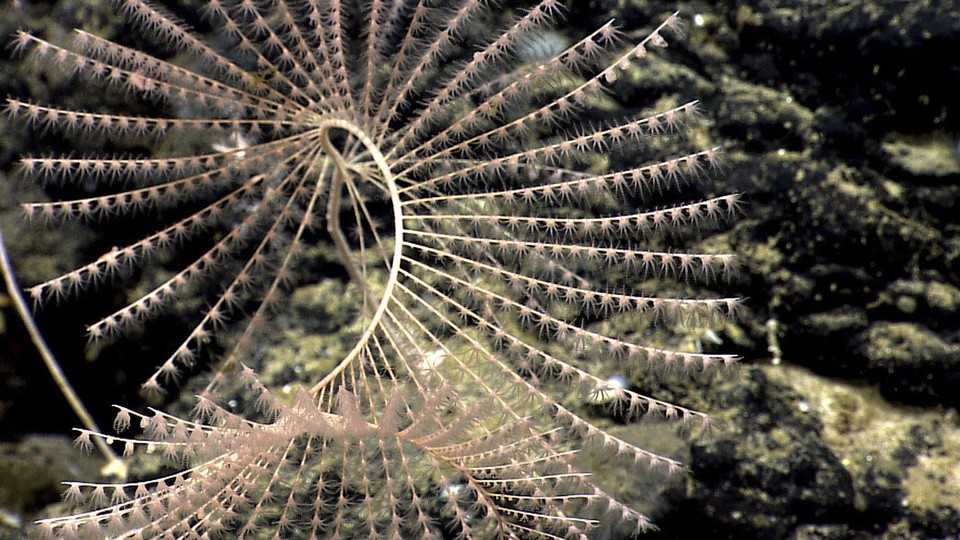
[{"x1": 7, "y1": 0, "x2": 740, "y2": 537}]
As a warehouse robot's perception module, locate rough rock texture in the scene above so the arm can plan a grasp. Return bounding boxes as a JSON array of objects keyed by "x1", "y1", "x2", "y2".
[{"x1": 596, "y1": 1, "x2": 960, "y2": 538}]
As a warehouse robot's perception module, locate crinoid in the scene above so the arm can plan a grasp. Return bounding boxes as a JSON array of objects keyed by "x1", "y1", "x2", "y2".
[{"x1": 6, "y1": 0, "x2": 740, "y2": 537}]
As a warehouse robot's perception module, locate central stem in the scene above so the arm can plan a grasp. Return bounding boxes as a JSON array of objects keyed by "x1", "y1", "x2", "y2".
[
  {"x1": 325, "y1": 161, "x2": 370, "y2": 306},
  {"x1": 311, "y1": 118, "x2": 404, "y2": 397}
]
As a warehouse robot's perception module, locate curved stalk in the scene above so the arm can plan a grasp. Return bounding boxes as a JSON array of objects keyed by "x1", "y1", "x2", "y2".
[{"x1": 311, "y1": 118, "x2": 404, "y2": 397}]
